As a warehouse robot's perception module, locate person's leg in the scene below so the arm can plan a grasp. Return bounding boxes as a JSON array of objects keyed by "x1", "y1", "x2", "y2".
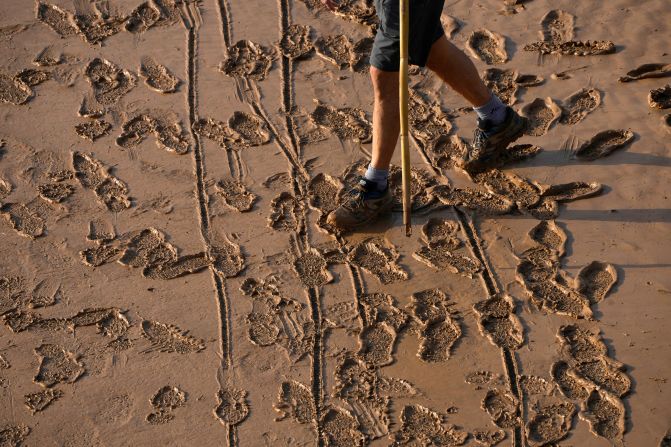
[
  {"x1": 369, "y1": 65, "x2": 400, "y2": 173},
  {"x1": 425, "y1": 34, "x2": 492, "y2": 108}
]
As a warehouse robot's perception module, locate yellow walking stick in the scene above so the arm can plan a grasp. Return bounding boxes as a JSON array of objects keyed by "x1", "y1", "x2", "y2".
[{"x1": 399, "y1": 0, "x2": 411, "y2": 237}]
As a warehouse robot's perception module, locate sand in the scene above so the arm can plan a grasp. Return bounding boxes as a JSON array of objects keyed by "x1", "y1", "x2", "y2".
[{"x1": 0, "y1": 0, "x2": 669, "y2": 445}]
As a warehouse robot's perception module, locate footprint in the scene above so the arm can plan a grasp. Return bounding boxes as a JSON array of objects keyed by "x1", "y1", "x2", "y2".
[
  {"x1": 527, "y1": 280, "x2": 592, "y2": 319},
  {"x1": 526, "y1": 402, "x2": 576, "y2": 447},
  {"x1": 211, "y1": 238, "x2": 245, "y2": 278},
  {"x1": 15, "y1": 68, "x2": 50, "y2": 87},
  {"x1": 410, "y1": 289, "x2": 462, "y2": 362},
  {"x1": 321, "y1": 407, "x2": 366, "y2": 447},
  {"x1": 474, "y1": 295, "x2": 524, "y2": 350},
  {"x1": 524, "y1": 197, "x2": 559, "y2": 221},
  {"x1": 482, "y1": 389, "x2": 519, "y2": 429},
  {"x1": 1, "y1": 203, "x2": 45, "y2": 238},
  {"x1": 215, "y1": 388, "x2": 249, "y2": 425},
  {"x1": 576, "y1": 261, "x2": 617, "y2": 304},
  {"x1": 97, "y1": 177, "x2": 132, "y2": 212},
  {"x1": 466, "y1": 29, "x2": 508, "y2": 65},
  {"x1": 441, "y1": 14, "x2": 462, "y2": 38},
  {"x1": 279, "y1": 24, "x2": 313, "y2": 59},
  {"x1": 125, "y1": 2, "x2": 160, "y2": 34},
  {"x1": 34, "y1": 46, "x2": 62, "y2": 66},
  {"x1": 392, "y1": 404, "x2": 468, "y2": 446},
  {"x1": 348, "y1": 238, "x2": 408, "y2": 284},
  {"x1": 34, "y1": 344, "x2": 84, "y2": 387},
  {"x1": 558, "y1": 325, "x2": 608, "y2": 363},
  {"x1": 310, "y1": 104, "x2": 372, "y2": 143},
  {"x1": 116, "y1": 114, "x2": 158, "y2": 148},
  {"x1": 430, "y1": 184, "x2": 515, "y2": 215},
  {"x1": 649, "y1": 84, "x2": 671, "y2": 109},
  {"x1": 246, "y1": 312, "x2": 280, "y2": 346},
  {"x1": 193, "y1": 117, "x2": 233, "y2": 146},
  {"x1": 80, "y1": 242, "x2": 123, "y2": 267},
  {"x1": 388, "y1": 166, "x2": 437, "y2": 212},
  {"x1": 73, "y1": 9, "x2": 124, "y2": 45},
  {"x1": 141, "y1": 320, "x2": 205, "y2": 353},
  {"x1": 581, "y1": 389, "x2": 625, "y2": 442},
  {"x1": 663, "y1": 114, "x2": 671, "y2": 131},
  {"x1": 78, "y1": 94, "x2": 104, "y2": 118},
  {"x1": 274, "y1": 380, "x2": 316, "y2": 424},
  {"x1": 227, "y1": 111, "x2": 271, "y2": 147},
  {"x1": 146, "y1": 386, "x2": 187, "y2": 424},
  {"x1": 408, "y1": 90, "x2": 453, "y2": 145},
  {"x1": 528, "y1": 220, "x2": 566, "y2": 255},
  {"x1": 0, "y1": 178, "x2": 11, "y2": 201},
  {"x1": 421, "y1": 217, "x2": 459, "y2": 244},
  {"x1": 152, "y1": 0, "x2": 183, "y2": 26},
  {"x1": 36, "y1": 2, "x2": 78, "y2": 37},
  {"x1": 575, "y1": 358, "x2": 631, "y2": 397},
  {"x1": 495, "y1": 143, "x2": 543, "y2": 167},
  {"x1": 268, "y1": 192, "x2": 301, "y2": 232},
  {"x1": 0, "y1": 425, "x2": 30, "y2": 445},
  {"x1": 472, "y1": 429, "x2": 506, "y2": 446},
  {"x1": 293, "y1": 249, "x2": 333, "y2": 287},
  {"x1": 140, "y1": 57, "x2": 180, "y2": 93},
  {"x1": 359, "y1": 293, "x2": 410, "y2": 331},
  {"x1": 521, "y1": 97, "x2": 562, "y2": 136},
  {"x1": 37, "y1": 183, "x2": 75, "y2": 204},
  {"x1": 118, "y1": 228, "x2": 177, "y2": 268},
  {"x1": 413, "y1": 240, "x2": 482, "y2": 278},
  {"x1": 560, "y1": 88, "x2": 601, "y2": 125},
  {"x1": 551, "y1": 361, "x2": 591, "y2": 401},
  {"x1": 619, "y1": 63, "x2": 671, "y2": 83},
  {"x1": 482, "y1": 68, "x2": 518, "y2": 105},
  {"x1": 215, "y1": 179, "x2": 257, "y2": 212},
  {"x1": 88, "y1": 219, "x2": 115, "y2": 242},
  {"x1": 24, "y1": 389, "x2": 63, "y2": 414},
  {"x1": 426, "y1": 134, "x2": 468, "y2": 169},
  {"x1": 473, "y1": 169, "x2": 542, "y2": 209},
  {"x1": 540, "y1": 9, "x2": 575, "y2": 43},
  {"x1": 358, "y1": 322, "x2": 396, "y2": 366},
  {"x1": 0, "y1": 72, "x2": 32, "y2": 105},
  {"x1": 220, "y1": 40, "x2": 274, "y2": 81},
  {"x1": 524, "y1": 40, "x2": 616, "y2": 56},
  {"x1": 314, "y1": 35, "x2": 352, "y2": 69},
  {"x1": 574, "y1": 129, "x2": 634, "y2": 160},
  {"x1": 155, "y1": 120, "x2": 191, "y2": 154},
  {"x1": 541, "y1": 181, "x2": 602, "y2": 202},
  {"x1": 308, "y1": 173, "x2": 342, "y2": 215},
  {"x1": 75, "y1": 119, "x2": 112, "y2": 141},
  {"x1": 85, "y1": 58, "x2": 136, "y2": 105}
]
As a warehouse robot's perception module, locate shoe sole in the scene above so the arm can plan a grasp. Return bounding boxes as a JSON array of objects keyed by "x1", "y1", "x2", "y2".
[
  {"x1": 332, "y1": 197, "x2": 394, "y2": 231},
  {"x1": 464, "y1": 116, "x2": 529, "y2": 172}
]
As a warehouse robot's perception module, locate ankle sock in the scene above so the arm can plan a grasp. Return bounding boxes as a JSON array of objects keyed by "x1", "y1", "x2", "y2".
[
  {"x1": 364, "y1": 164, "x2": 388, "y2": 191},
  {"x1": 474, "y1": 94, "x2": 507, "y2": 126}
]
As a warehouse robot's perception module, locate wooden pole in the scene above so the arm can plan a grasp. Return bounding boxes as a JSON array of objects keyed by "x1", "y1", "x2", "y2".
[{"x1": 399, "y1": 0, "x2": 411, "y2": 237}]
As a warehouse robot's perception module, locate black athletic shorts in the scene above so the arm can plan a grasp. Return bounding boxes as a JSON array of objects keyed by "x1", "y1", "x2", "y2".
[{"x1": 370, "y1": 0, "x2": 445, "y2": 72}]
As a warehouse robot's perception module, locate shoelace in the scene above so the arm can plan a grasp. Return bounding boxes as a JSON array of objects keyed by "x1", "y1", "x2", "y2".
[
  {"x1": 472, "y1": 127, "x2": 487, "y2": 150},
  {"x1": 343, "y1": 182, "x2": 367, "y2": 211}
]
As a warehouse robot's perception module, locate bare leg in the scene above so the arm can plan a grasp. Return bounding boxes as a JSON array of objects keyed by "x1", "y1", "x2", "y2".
[
  {"x1": 369, "y1": 65, "x2": 400, "y2": 170},
  {"x1": 425, "y1": 34, "x2": 491, "y2": 107}
]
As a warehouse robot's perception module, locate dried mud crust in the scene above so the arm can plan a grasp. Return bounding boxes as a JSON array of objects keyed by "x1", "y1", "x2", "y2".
[
  {"x1": 560, "y1": 88, "x2": 601, "y2": 125},
  {"x1": 140, "y1": 57, "x2": 180, "y2": 93},
  {"x1": 0, "y1": 72, "x2": 33, "y2": 105},
  {"x1": 520, "y1": 97, "x2": 562, "y2": 136},
  {"x1": 390, "y1": 403, "x2": 467, "y2": 446},
  {"x1": 526, "y1": 401, "x2": 576, "y2": 447},
  {"x1": 24, "y1": 388, "x2": 63, "y2": 414},
  {"x1": 540, "y1": 9, "x2": 575, "y2": 43},
  {"x1": 72, "y1": 152, "x2": 131, "y2": 211},
  {"x1": 409, "y1": 289, "x2": 462, "y2": 363},
  {"x1": 215, "y1": 179, "x2": 257, "y2": 212},
  {"x1": 84, "y1": 58, "x2": 136, "y2": 106},
  {"x1": 466, "y1": 29, "x2": 508, "y2": 65},
  {"x1": 524, "y1": 40, "x2": 616, "y2": 56},
  {"x1": 279, "y1": 24, "x2": 314, "y2": 59},
  {"x1": 146, "y1": 385, "x2": 187, "y2": 425},
  {"x1": 649, "y1": 84, "x2": 671, "y2": 109},
  {"x1": 310, "y1": 103, "x2": 372, "y2": 143},
  {"x1": 574, "y1": 129, "x2": 634, "y2": 160},
  {"x1": 75, "y1": 119, "x2": 112, "y2": 141},
  {"x1": 619, "y1": 63, "x2": 671, "y2": 82},
  {"x1": 215, "y1": 388, "x2": 249, "y2": 425},
  {"x1": 140, "y1": 320, "x2": 205, "y2": 353},
  {"x1": 220, "y1": 40, "x2": 275, "y2": 81},
  {"x1": 347, "y1": 238, "x2": 408, "y2": 284}
]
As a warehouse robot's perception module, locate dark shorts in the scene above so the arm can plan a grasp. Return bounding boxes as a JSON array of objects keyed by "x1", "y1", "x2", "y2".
[{"x1": 370, "y1": 0, "x2": 445, "y2": 72}]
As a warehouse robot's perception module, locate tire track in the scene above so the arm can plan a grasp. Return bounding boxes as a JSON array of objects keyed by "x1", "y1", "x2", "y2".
[{"x1": 186, "y1": 4, "x2": 235, "y2": 446}]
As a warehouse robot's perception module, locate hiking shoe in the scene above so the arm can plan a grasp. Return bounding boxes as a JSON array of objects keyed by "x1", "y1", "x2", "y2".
[
  {"x1": 463, "y1": 106, "x2": 528, "y2": 171},
  {"x1": 326, "y1": 177, "x2": 393, "y2": 229}
]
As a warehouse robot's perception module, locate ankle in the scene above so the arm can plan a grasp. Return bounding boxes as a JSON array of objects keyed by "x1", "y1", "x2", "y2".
[{"x1": 364, "y1": 164, "x2": 389, "y2": 191}]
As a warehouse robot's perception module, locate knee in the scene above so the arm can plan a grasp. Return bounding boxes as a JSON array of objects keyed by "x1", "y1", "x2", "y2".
[{"x1": 370, "y1": 66, "x2": 398, "y2": 100}]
